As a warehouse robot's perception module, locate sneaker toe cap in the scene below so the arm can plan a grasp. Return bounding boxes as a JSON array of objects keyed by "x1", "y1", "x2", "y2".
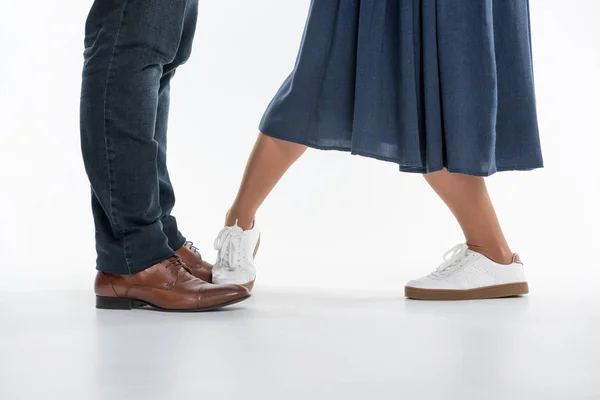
[
  {"x1": 406, "y1": 277, "x2": 459, "y2": 290},
  {"x1": 405, "y1": 278, "x2": 431, "y2": 289},
  {"x1": 212, "y1": 269, "x2": 255, "y2": 286}
]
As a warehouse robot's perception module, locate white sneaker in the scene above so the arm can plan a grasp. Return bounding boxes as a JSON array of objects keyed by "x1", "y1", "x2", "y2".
[
  {"x1": 212, "y1": 222, "x2": 261, "y2": 291},
  {"x1": 405, "y1": 244, "x2": 529, "y2": 300}
]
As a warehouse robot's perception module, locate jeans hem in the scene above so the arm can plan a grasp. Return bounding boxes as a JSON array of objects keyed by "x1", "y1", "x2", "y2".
[{"x1": 96, "y1": 250, "x2": 175, "y2": 275}]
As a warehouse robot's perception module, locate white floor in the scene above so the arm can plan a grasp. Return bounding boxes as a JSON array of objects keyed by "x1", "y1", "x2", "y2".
[{"x1": 1, "y1": 289, "x2": 599, "y2": 400}]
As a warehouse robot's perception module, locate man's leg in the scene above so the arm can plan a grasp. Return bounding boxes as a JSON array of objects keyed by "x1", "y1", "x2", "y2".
[
  {"x1": 81, "y1": 0, "x2": 196, "y2": 274},
  {"x1": 155, "y1": 70, "x2": 186, "y2": 251},
  {"x1": 150, "y1": 2, "x2": 215, "y2": 282},
  {"x1": 81, "y1": 0, "x2": 250, "y2": 311},
  {"x1": 155, "y1": 0, "x2": 199, "y2": 251}
]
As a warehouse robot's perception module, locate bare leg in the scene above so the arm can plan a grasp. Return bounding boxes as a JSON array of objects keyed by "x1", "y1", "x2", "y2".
[
  {"x1": 424, "y1": 169, "x2": 513, "y2": 264},
  {"x1": 225, "y1": 133, "x2": 307, "y2": 229}
]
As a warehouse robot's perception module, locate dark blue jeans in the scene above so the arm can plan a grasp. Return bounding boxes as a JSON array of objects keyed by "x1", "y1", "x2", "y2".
[{"x1": 80, "y1": 0, "x2": 198, "y2": 275}]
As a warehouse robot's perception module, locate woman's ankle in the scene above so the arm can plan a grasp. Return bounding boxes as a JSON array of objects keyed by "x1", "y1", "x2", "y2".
[
  {"x1": 466, "y1": 242, "x2": 513, "y2": 265},
  {"x1": 225, "y1": 208, "x2": 255, "y2": 230}
]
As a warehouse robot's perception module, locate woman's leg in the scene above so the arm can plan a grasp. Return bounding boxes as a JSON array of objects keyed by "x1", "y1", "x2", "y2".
[
  {"x1": 424, "y1": 169, "x2": 513, "y2": 264},
  {"x1": 225, "y1": 133, "x2": 307, "y2": 229}
]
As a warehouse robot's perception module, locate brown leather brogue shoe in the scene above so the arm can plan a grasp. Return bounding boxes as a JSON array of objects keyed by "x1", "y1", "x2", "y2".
[
  {"x1": 176, "y1": 241, "x2": 213, "y2": 283},
  {"x1": 94, "y1": 257, "x2": 249, "y2": 311}
]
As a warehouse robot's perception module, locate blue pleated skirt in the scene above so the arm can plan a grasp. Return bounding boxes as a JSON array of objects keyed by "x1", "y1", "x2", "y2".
[{"x1": 260, "y1": 0, "x2": 543, "y2": 176}]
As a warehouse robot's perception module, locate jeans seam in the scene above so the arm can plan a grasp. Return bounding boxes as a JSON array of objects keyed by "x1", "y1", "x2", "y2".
[
  {"x1": 123, "y1": 233, "x2": 133, "y2": 273},
  {"x1": 102, "y1": 0, "x2": 133, "y2": 274}
]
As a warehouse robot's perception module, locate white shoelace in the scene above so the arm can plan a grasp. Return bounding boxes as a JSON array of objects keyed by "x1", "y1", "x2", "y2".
[
  {"x1": 214, "y1": 226, "x2": 243, "y2": 271},
  {"x1": 430, "y1": 243, "x2": 470, "y2": 278}
]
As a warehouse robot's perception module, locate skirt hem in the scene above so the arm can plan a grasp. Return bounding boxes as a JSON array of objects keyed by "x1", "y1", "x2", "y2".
[{"x1": 261, "y1": 129, "x2": 543, "y2": 178}]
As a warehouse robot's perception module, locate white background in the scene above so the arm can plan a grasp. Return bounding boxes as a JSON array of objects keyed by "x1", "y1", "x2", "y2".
[{"x1": 0, "y1": 0, "x2": 598, "y2": 296}]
